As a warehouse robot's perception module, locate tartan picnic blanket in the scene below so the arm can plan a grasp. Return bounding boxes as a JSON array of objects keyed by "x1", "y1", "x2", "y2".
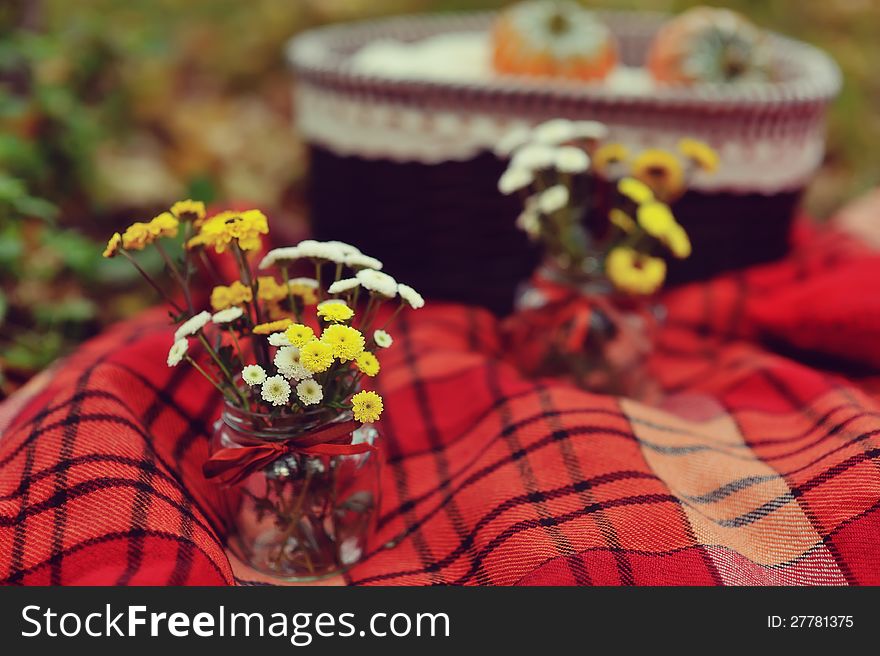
[{"x1": 1, "y1": 222, "x2": 879, "y2": 585}]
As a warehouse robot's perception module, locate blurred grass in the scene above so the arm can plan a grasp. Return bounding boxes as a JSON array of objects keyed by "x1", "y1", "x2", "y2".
[{"x1": 1, "y1": 0, "x2": 877, "y2": 393}]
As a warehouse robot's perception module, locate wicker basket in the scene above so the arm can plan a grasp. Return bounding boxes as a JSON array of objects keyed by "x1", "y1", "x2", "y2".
[{"x1": 287, "y1": 11, "x2": 840, "y2": 314}]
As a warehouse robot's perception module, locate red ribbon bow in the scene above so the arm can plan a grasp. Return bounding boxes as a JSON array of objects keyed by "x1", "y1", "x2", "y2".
[{"x1": 203, "y1": 419, "x2": 375, "y2": 486}]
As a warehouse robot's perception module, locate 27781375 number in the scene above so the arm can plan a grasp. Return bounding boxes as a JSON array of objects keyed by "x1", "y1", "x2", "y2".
[{"x1": 767, "y1": 616, "x2": 854, "y2": 628}]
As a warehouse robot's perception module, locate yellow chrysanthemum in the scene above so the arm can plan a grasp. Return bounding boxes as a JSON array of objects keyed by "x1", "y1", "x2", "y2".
[
  {"x1": 300, "y1": 339, "x2": 334, "y2": 373},
  {"x1": 170, "y1": 199, "x2": 207, "y2": 224},
  {"x1": 253, "y1": 318, "x2": 293, "y2": 335},
  {"x1": 187, "y1": 209, "x2": 269, "y2": 253},
  {"x1": 257, "y1": 276, "x2": 288, "y2": 303},
  {"x1": 355, "y1": 351, "x2": 380, "y2": 377},
  {"x1": 103, "y1": 232, "x2": 122, "y2": 258},
  {"x1": 317, "y1": 302, "x2": 354, "y2": 323},
  {"x1": 148, "y1": 211, "x2": 179, "y2": 239},
  {"x1": 631, "y1": 149, "x2": 685, "y2": 201},
  {"x1": 285, "y1": 323, "x2": 315, "y2": 348},
  {"x1": 289, "y1": 281, "x2": 318, "y2": 306},
  {"x1": 593, "y1": 143, "x2": 629, "y2": 175},
  {"x1": 666, "y1": 224, "x2": 692, "y2": 259},
  {"x1": 210, "y1": 281, "x2": 253, "y2": 311},
  {"x1": 609, "y1": 209, "x2": 637, "y2": 234},
  {"x1": 636, "y1": 201, "x2": 677, "y2": 238},
  {"x1": 321, "y1": 324, "x2": 365, "y2": 362},
  {"x1": 678, "y1": 138, "x2": 719, "y2": 173},
  {"x1": 351, "y1": 390, "x2": 384, "y2": 423},
  {"x1": 618, "y1": 177, "x2": 654, "y2": 205},
  {"x1": 121, "y1": 222, "x2": 155, "y2": 250},
  {"x1": 605, "y1": 247, "x2": 667, "y2": 296}
]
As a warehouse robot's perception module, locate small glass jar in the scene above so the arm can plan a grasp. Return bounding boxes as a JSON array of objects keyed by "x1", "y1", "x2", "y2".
[
  {"x1": 513, "y1": 262, "x2": 663, "y2": 400},
  {"x1": 210, "y1": 404, "x2": 381, "y2": 580}
]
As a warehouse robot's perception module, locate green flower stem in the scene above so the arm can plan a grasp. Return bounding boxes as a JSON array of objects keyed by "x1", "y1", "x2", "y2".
[
  {"x1": 155, "y1": 240, "x2": 194, "y2": 314},
  {"x1": 197, "y1": 332, "x2": 248, "y2": 407},
  {"x1": 184, "y1": 355, "x2": 234, "y2": 403},
  {"x1": 119, "y1": 250, "x2": 184, "y2": 315}
]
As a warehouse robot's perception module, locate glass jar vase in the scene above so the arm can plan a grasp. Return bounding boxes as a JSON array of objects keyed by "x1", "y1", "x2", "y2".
[
  {"x1": 210, "y1": 404, "x2": 381, "y2": 580},
  {"x1": 510, "y1": 262, "x2": 663, "y2": 401}
]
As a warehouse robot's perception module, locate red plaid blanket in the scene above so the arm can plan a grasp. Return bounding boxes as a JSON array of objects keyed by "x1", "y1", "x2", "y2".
[{"x1": 2, "y1": 223, "x2": 879, "y2": 585}]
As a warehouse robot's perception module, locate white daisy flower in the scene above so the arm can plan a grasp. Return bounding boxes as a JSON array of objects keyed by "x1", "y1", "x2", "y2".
[
  {"x1": 268, "y1": 332, "x2": 292, "y2": 347},
  {"x1": 555, "y1": 146, "x2": 590, "y2": 174},
  {"x1": 295, "y1": 378, "x2": 324, "y2": 406},
  {"x1": 241, "y1": 364, "x2": 267, "y2": 386},
  {"x1": 532, "y1": 118, "x2": 575, "y2": 145},
  {"x1": 328, "y1": 277, "x2": 360, "y2": 294},
  {"x1": 538, "y1": 184, "x2": 570, "y2": 214},
  {"x1": 212, "y1": 307, "x2": 244, "y2": 324},
  {"x1": 261, "y1": 375, "x2": 291, "y2": 406},
  {"x1": 494, "y1": 125, "x2": 532, "y2": 156},
  {"x1": 323, "y1": 240, "x2": 361, "y2": 256},
  {"x1": 344, "y1": 252, "x2": 383, "y2": 271},
  {"x1": 397, "y1": 283, "x2": 425, "y2": 309},
  {"x1": 296, "y1": 240, "x2": 347, "y2": 263},
  {"x1": 259, "y1": 246, "x2": 302, "y2": 269},
  {"x1": 287, "y1": 277, "x2": 319, "y2": 290},
  {"x1": 356, "y1": 269, "x2": 398, "y2": 298},
  {"x1": 174, "y1": 311, "x2": 212, "y2": 341},
  {"x1": 511, "y1": 144, "x2": 557, "y2": 171},
  {"x1": 498, "y1": 167, "x2": 534, "y2": 195},
  {"x1": 571, "y1": 120, "x2": 609, "y2": 141},
  {"x1": 374, "y1": 329, "x2": 393, "y2": 348},
  {"x1": 274, "y1": 346, "x2": 311, "y2": 381},
  {"x1": 167, "y1": 339, "x2": 188, "y2": 367}
]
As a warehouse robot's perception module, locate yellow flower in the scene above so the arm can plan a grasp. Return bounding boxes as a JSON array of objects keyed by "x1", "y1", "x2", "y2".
[
  {"x1": 631, "y1": 149, "x2": 685, "y2": 201},
  {"x1": 285, "y1": 323, "x2": 315, "y2": 348},
  {"x1": 300, "y1": 339, "x2": 334, "y2": 373},
  {"x1": 257, "y1": 276, "x2": 288, "y2": 303},
  {"x1": 351, "y1": 390, "x2": 384, "y2": 423},
  {"x1": 636, "y1": 201, "x2": 676, "y2": 238},
  {"x1": 593, "y1": 143, "x2": 629, "y2": 175},
  {"x1": 170, "y1": 199, "x2": 207, "y2": 224},
  {"x1": 321, "y1": 324, "x2": 365, "y2": 362},
  {"x1": 103, "y1": 232, "x2": 122, "y2": 258},
  {"x1": 253, "y1": 318, "x2": 293, "y2": 335},
  {"x1": 666, "y1": 224, "x2": 692, "y2": 259},
  {"x1": 609, "y1": 209, "x2": 636, "y2": 234},
  {"x1": 210, "y1": 281, "x2": 253, "y2": 311},
  {"x1": 317, "y1": 302, "x2": 354, "y2": 323},
  {"x1": 618, "y1": 177, "x2": 654, "y2": 205},
  {"x1": 148, "y1": 211, "x2": 179, "y2": 239},
  {"x1": 289, "y1": 281, "x2": 318, "y2": 306},
  {"x1": 121, "y1": 222, "x2": 155, "y2": 250},
  {"x1": 605, "y1": 247, "x2": 667, "y2": 296},
  {"x1": 187, "y1": 209, "x2": 269, "y2": 253},
  {"x1": 678, "y1": 138, "x2": 719, "y2": 173},
  {"x1": 355, "y1": 351, "x2": 380, "y2": 377}
]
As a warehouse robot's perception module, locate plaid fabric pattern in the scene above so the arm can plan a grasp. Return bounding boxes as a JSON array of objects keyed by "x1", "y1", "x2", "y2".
[{"x1": 1, "y1": 223, "x2": 879, "y2": 585}]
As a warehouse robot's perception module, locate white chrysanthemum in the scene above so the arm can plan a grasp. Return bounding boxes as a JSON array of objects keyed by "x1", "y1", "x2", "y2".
[
  {"x1": 295, "y1": 378, "x2": 324, "y2": 406},
  {"x1": 268, "y1": 331, "x2": 292, "y2": 347},
  {"x1": 510, "y1": 143, "x2": 557, "y2": 172},
  {"x1": 555, "y1": 147, "x2": 590, "y2": 174},
  {"x1": 288, "y1": 277, "x2": 319, "y2": 289},
  {"x1": 259, "y1": 246, "x2": 302, "y2": 269},
  {"x1": 274, "y1": 346, "x2": 310, "y2": 381},
  {"x1": 498, "y1": 167, "x2": 534, "y2": 195},
  {"x1": 494, "y1": 125, "x2": 532, "y2": 156},
  {"x1": 345, "y1": 253, "x2": 383, "y2": 271},
  {"x1": 174, "y1": 311, "x2": 211, "y2": 341},
  {"x1": 571, "y1": 120, "x2": 609, "y2": 141},
  {"x1": 296, "y1": 240, "x2": 347, "y2": 263},
  {"x1": 167, "y1": 339, "x2": 188, "y2": 367},
  {"x1": 261, "y1": 375, "x2": 291, "y2": 406},
  {"x1": 516, "y1": 199, "x2": 541, "y2": 237},
  {"x1": 323, "y1": 240, "x2": 361, "y2": 256},
  {"x1": 242, "y1": 364, "x2": 267, "y2": 386},
  {"x1": 328, "y1": 278, "x2": 360, "y2": 294},
  {"x1": 532, "y1": 118, "x2": 575, "y2": 145},
  {"x1": 538, "y1": 184, "x2": 570, "y2": 214},
  {"x1": 397, "y1": 283, "x2": 425, "y2": 309},
  {"x1": 356, "y1": 269, "x2": 398, "y2": 298},
  {"x1": 212, "y1": 307, "x2": 244, "y2": 324},
  {"x1": 374, "y1": 329, "x2": 393, "y2": 348}
]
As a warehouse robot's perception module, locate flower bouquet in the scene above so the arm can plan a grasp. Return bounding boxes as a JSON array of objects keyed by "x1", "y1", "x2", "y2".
[
  {"x1": 498, "y1": 118, "x2": 717, "y2": 398},
  {"x1": 104, "y1": 203, "x2": 424, "y2": 579}
]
